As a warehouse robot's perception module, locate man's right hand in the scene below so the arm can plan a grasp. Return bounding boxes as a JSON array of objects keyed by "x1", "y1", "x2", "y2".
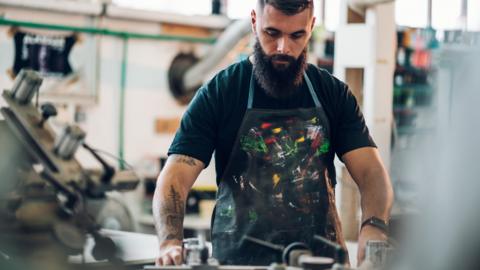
[
  {"x1": 153, "y1": 155, "x2": 205, "y2": 266},
  {"x1": 156, "y1": 244, "x2": 183, "y2": 266}
]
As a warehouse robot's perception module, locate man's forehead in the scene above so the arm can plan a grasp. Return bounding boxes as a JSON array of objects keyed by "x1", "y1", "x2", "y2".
[{"x1": 258, "y1": 4, "x2": 313, "y2": 32}]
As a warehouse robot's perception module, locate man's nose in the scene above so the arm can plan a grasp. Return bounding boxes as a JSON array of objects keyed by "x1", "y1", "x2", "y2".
[{"x1": 276, "y1": 36, "x2": 290, "y2": 54}]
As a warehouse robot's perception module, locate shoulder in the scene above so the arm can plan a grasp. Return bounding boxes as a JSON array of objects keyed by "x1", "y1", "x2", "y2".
[
  {"x1": 305, "y1": 64, "x2": 348, "y2": 94},
  {"x1": 201, "y1": 58, "x2": 251, "y2": 95},
  {"x1": 188, "y1": 58, "x2": 250, "y2": 115},
  {"x1": 195, "y1": 58, "x2": 251, "y2": 108},
  {"x1": 305, "y1": 64, "x2": 351, "y2": 112}
]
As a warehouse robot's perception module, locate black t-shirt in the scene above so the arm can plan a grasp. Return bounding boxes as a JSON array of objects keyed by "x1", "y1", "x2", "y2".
[{"x1": 168, "y1": 58, "x2": 375, "y2": 185}]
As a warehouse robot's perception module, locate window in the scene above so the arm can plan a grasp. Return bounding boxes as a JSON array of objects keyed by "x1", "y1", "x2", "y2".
[
  {"x1": 396, "y1": 0, "x2": 429, "y2": 28},
  {"x1": 324, "y1": 0, "x2": 341, "y2": 31},
  {"x1": 112, "y1": 0, "x2": 212, "y2": 16},
  {"x1": 432, "y1": 0, "x2": 462, "y2": 30},
  {"x1": 396, "y1": 0, "x2": 479, "y2": 30},
  {"x1": 468, "y1": 0, "x2": 480, "y2": 30},
  {"x1": 227, "y1": 0, "x2": 256, "y2": 19}
]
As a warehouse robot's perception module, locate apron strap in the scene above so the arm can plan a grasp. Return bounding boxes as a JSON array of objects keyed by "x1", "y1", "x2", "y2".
[
  {"x1": 248, "y1": 70, "x2": 255, "y2": 109},
  {"x1": 304, "y1": 73, "x2": 322, "y2": 108},
  {"x1": 248, "y1": 69, "x2": 322, "y2": 109}
]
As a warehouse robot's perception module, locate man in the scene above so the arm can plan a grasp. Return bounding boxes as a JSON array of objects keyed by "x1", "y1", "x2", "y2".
[{"x1": 154, "y1": 0, "x2": 393, "y2": 266}]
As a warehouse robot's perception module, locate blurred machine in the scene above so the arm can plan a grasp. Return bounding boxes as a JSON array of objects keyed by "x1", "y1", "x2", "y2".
[{"x1": 0, "y1": 69, "x2": 140, "y2": 269}]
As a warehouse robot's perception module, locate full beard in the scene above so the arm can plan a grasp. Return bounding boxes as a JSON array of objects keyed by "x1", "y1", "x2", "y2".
[{"x1": 253, "y1": 39, "x2": 307, "y2": 99}]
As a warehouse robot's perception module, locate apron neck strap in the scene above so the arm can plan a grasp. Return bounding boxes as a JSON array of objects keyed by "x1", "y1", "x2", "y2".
[
  {"x1": 248, "y1": 70, "x2": 255, "y2": 109},
  {"x1": 248, "y1": 68, "x2": 322, "y2": 109},
  {"x1": 304, "y1": 73, "x2": 322, "y2": 108}
]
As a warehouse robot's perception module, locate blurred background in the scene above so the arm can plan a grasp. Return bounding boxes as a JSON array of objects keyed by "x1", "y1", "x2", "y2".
[{"x1": 0, "y1": 0, "x2": 479, "y2": 269}]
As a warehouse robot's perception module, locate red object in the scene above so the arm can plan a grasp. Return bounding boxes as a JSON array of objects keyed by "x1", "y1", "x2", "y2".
[{"x1": 265, "y1": 137, "x2": 276, "y2": 144}]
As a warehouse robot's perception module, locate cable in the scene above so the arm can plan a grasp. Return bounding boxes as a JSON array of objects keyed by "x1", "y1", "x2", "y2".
[
  {"x1": 87, "y1": 147, "x2": 135, "y2": 171},
  {"x1": 82, "y1": 145, "x2": 143, "y2": 182},
  {"x1": 35, "y1": 80, "x2": 39, "y2": 108}
]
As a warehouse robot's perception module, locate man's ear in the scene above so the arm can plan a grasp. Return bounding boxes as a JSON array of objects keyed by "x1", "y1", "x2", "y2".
[
  {"x1": 310, "y1": 16, "x2": 316, "y2": 31},
  {"x1": 251, "y1": 9, "x2": 257, "y2": 35}
]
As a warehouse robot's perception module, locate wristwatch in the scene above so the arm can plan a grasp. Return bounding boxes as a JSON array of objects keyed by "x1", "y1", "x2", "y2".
[{"x1": 361, "y1": 216, "x2": 389, "y2": 234}]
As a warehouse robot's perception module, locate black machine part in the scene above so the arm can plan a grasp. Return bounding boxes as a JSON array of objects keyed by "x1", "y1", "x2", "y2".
[
  {"x1": 38, "y1": 103, "x2": 57, "y2": 128},
  {"x1": 313, "y1": 235, "x2": 347, "y2": 265},
  {"x1": 243, "y1": 235, "x2": 331, "y2": 267}
]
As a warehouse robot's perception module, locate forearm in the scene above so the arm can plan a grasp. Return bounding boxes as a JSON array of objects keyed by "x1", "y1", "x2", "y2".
[
  {"x1": 153, "y1": 176, "x2": 188, "y2": 247},
  {"x1": 358, "y1": 165, "x2": 394, "y2": 222},
  {"x1": 152, "y1": 155, "x2": 204, "y2": 249}
]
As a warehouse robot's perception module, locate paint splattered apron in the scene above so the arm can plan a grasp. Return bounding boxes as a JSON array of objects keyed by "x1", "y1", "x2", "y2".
[{"x1": 212, "y1": 70, "x2": 347, "y2": 265}]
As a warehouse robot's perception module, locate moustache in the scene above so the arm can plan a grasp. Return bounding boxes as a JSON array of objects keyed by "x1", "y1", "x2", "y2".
[{"x1": 269, "y1": 54, "x2": 296, "y2": 64}]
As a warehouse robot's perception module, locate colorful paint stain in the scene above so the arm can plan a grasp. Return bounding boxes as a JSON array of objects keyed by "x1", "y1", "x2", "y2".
[
  {"x1": 220, "y1": 205, "x2": 234, "y2": 218},
  {"x1": 284, "y1": 140, "x2": 298, "y2": 156},
  {"x1": 309, "y1": 117, "x2": 318, "y2": 124},
  {"x1": 248, "y1": 210, "x2": 258, "y2": 223},
  {"x1": 265, "y1": 137, "x2": 277, "y2": 144},
  {"x1": 272, "y1": 174, "x2": 281, "y2": 187},
  {"x1": 272, "y1": 127, "x2": 282, "y2": 134},
  {"x1": 317, "y1": 139, "x2": 330, "y2": 155},
  {"x1": 261, "y1": 122, "x2": 273, "y2": 129},
  {"x1": 241, "y1": 133, "x2": 267, "y2": 154}
]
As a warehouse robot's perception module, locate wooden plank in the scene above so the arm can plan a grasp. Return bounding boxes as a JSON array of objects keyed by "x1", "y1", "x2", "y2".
[
  {"x1": 346, "y1": 68, "x2": 364, "y2": 107},
  {"x1": 155, "y1": 117, "x2": 180, "y2": 134},
  {"x1": 161, "y1": 23, "x2": 213, "y2": 39}
]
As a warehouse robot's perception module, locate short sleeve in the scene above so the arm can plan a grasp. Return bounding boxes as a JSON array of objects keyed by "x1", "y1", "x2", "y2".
[
  {"x1": 168, "y1": 85, "x2": 218, "y2": 167},
  {"x1": 334, "y1": 83, "x2": 376, "y2": 159}
]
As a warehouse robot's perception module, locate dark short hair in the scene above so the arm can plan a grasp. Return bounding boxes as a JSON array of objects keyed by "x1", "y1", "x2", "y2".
[{"x1": 257, "y1": 0, "x2": 314, "y2": 16}]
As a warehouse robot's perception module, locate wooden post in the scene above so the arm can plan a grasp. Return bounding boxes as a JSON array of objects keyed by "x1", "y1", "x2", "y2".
[{"x1": 334, "y1": 0, "x2": 396, "y2": 241}]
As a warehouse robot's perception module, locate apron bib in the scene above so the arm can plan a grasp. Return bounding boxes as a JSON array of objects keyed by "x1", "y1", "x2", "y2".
[{"x1": 212, "y1": 70, "x2": 347, "y2": 265}]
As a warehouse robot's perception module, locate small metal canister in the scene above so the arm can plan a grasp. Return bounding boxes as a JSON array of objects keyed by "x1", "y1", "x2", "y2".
[
  {"x1": 11, "y1": 69, "x2": 43, "y2": 105},
  {"x1": 183, "y1": 237, "x2": 208, "y2": 265},
  {"x1": 54, "y1": 125, "x2": 86, "y2": 160},
  {"x1": 365, "y1": 240, "x2": 389, "y2": 268}
]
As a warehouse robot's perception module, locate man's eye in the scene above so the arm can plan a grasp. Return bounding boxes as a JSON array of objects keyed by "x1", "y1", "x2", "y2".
[
  {"x1": 291, "y1": 33, "x2": 305, "y2": 39},
  {"x1": 265, "y1": 30, "x2": 279, "y2": 37}
]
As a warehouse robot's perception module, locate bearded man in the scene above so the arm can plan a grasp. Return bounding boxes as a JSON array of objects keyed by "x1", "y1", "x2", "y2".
[{"x1": 153, "y1": 0, "x2": 393, "y2": 266}]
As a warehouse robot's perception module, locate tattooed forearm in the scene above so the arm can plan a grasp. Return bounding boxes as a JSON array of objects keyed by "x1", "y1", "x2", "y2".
[
  {"x1": 170, "y1": 154, "x2": 197, "y2": 166},
  {"x1": 156, "y1": 185, "x2": 185, "y2": 243}
]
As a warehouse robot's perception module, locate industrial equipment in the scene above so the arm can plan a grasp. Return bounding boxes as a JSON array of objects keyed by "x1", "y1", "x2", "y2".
[{"x1": 0, "y1": 69, "x2": 140, "y2": 270}]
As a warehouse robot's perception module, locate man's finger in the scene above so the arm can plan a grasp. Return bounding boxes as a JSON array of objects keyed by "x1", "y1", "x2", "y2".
[
  {"x1": 170, "y1": 249, "x2": 183, "y2": 265},
  {"x1": 155, "y1": 257, "x2": 162, "y2": 266},
  {"x1": 162, "y1": 255, "x2": 174, "y2": 266}
]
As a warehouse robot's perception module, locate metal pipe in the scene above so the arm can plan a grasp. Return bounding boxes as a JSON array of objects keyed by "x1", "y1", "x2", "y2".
[
  {"x1": 119, "y1": 38, "x2": 128, "y2": 170},
  {"x1": 427, "y1": 0, "x2": 432, "y2": 28},
  {"x1": 0, "y1": 17, "x2": 216, "y2": 44},
  {"x1": 0, "y1": 0, "x2": 103, "y2": 16},
  {"x1": 182, "y1": 18, "x2": 251, "y2": 91}
]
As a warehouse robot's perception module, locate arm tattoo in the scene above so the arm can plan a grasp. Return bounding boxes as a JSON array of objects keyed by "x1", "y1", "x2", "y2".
[
  {"x1": 171, "y1": 155, "x2": 197, "y2": 166},
  {"x1": 158, "y1": 186, "x2": 185, "y2": 242}
]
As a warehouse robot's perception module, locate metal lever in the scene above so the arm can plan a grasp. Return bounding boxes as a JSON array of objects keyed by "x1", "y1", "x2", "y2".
[
  {"x1": 244, "y1": 235, "x2": 285, "y2": 252},
  {"x1": 82, "y1": 143, "x2": 115, "y2": 184}
]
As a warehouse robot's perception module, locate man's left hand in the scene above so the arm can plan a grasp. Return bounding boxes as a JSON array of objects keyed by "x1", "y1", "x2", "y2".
[{"x1": 356, "y1": 225, "x2": 388, "y2": 266}]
